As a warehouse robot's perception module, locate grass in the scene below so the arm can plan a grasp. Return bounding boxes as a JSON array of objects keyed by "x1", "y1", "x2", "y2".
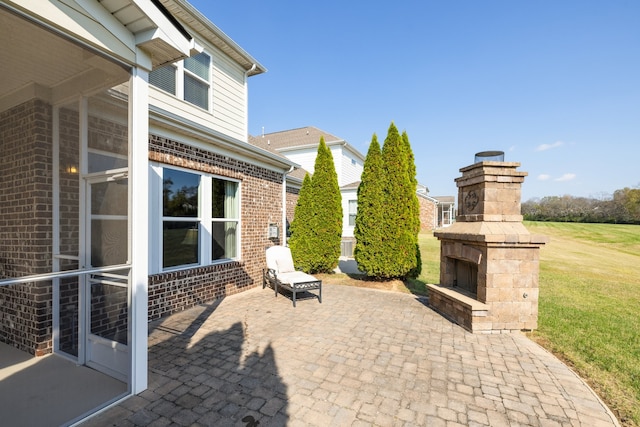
[
  {"x1": 525, "y1": 221, "x2": 640, "y2": 427},
  {"x1": 319, "y1": 223, "x2": 640, "y2": 426}
]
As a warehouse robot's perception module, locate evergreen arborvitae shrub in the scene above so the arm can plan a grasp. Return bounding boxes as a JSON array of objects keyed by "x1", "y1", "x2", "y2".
[
  {"x1": 380, "y1": 122, "x2": 418, "y2": 278},
  {"x1": 289, "y1": 137, "x2": 342, "y2": 273},
  {"x1": 354, "y1": 134, "x2": 387, "y2": 276},
  {"x1": 402, "y1": 131, "x2": 422, "y2": 278},
  {"x1": 288, "y1": 173, "x2": 314, "y2": 272}
]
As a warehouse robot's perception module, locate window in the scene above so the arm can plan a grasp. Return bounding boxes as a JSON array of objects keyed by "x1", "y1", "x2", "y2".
[
  {"x1": 162, "y1": 169, "x2": 200, "y2": 268},
  {"x1": 211, "y1": 178, "x2": 239, "y2": 261},
  {"x1": 184, "y1": 53, "x2": 210, "y2": 110},
  {"x1": 348, "y1": 200, "x2": 357, "y2": 226},
  {"x1": 149, "y1": 65, "x2": 176, "y2": 95},
  {"x1": 149, "y1": 52, "x2": 211, "y2": 110},
  {"x1": 159, "y1": 166, "x2": 239, "y2": 270}
]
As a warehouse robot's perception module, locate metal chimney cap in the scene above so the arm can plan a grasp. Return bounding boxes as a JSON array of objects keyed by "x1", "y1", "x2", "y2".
[{"x1": 475, "y1": 150, "x2": 504, "y2": 163}]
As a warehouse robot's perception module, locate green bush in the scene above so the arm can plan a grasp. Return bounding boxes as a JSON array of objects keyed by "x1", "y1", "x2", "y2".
[
  {"x1": 289, "y1": 137, "x2": 342, "y2": 273},
  {"x1": 354, "y1": 134, "x2": 387, "y2": 276},
  {"x1": 379, "y1": 122, "x2": 420, "y2": 278}
]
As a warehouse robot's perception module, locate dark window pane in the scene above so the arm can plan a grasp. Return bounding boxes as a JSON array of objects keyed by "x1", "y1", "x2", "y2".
[
  {"x1": 163, "y1": 169, "x2": 199, "y2": 217},
  {"x1": 184, "y1": 74, "x2": 208, "y2": 109},
  {"x1": 212, "y1": 221, "x2": 237, "y2": 260},
  {"x1": 163, "y1": 221, "x2": 199, "y2": 268},
  {"x1": 149, "y1": 65, "x2": 176, "y2": 94},
  {"x1": 212, "y1": 178, "x2": 237, "y2": 218},
  {"x1": 184, "y1": 52, "x2": 210, "y2": 80}
]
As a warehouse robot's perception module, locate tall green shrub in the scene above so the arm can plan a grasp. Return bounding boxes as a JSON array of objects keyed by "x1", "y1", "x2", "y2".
[
  {"x1": 289, "y1": 137, "x2": 342, "y2": 273},
  {"x1": 288, "y1": 173, "x2": 314, "y2": 271},
  {"x1": 402, "y1": 131, "x2": 422, "y2": 278},
  {"x1": 379, "y1": 122, "x2": 418, "y2": 278},
  {"x1": 354, "y1": 134, "x2": 387, "y2": 276}
]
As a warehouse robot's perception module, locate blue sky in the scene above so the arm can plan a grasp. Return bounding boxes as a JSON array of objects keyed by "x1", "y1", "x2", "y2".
[{"x1": 190, "y1": 1, "x2": 640, "y2": 201}]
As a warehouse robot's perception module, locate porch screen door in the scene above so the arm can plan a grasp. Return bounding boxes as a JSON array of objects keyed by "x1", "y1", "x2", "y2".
[{"x1": 85, "y1": 175, "x2": 129, "y2": 381}]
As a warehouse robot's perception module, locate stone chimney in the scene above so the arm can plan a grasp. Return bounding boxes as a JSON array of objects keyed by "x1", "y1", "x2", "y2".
[{"x1": 428, "y1": 155, "x2": 547, "y2": 333}]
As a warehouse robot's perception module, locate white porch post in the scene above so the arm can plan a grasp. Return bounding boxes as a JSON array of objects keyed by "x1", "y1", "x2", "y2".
[{"x1": 129, "y1": 52, "x2": 150, "y2": 394}]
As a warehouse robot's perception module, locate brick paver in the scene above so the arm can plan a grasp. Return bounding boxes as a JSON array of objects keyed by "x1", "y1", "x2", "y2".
[{"x1": 82, "y1": 284, "x2": 619, "y2": 426}]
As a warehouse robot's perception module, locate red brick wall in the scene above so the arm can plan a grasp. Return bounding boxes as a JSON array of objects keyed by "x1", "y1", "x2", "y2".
[
  {"x1": 0, "y1": 99, "x2": 53, "y2": 355},
  {"x1": 419, "y1": 195, "x2": 437, "y2": 231},
  {"x1": 285, "y1": 186, "x2": 299, "y2": 224},
  {"x1": 147, "y1": 135, "x2": 285, "y2": 320}
]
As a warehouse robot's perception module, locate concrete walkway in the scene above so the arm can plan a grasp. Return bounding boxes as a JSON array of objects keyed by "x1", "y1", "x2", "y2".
[{"x1": 82, "y1": 284, "x2": 619, "y2": 427}]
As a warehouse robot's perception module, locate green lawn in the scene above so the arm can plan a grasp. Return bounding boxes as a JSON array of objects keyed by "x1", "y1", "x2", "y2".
[
  {"x1": 525, "y1": 221, "x2": 640, "y2": 427},
  {"x1": 416, "y1": 222, "x2": 640, "y2": 426}
]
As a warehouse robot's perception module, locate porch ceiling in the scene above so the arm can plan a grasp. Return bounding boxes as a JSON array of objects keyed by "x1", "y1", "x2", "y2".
[{"x1": 0, "y1": 7, "x2": 130, "y2": 108}]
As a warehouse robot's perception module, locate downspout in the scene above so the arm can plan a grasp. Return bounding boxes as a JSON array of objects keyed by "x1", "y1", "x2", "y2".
[
  {"x1": 282, "y1": 165, "x2": 294, "y2": 246},
  {"x1": 244, "y1": 63, "x2": 257, "y2": 138}
]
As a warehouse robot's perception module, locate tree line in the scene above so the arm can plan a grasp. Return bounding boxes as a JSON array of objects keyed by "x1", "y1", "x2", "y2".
[
  {"x1": 522, "y1": 187, "x2": 640, "y2": 224},
  {"x1": 288, "y1": 122, "x2": 421, "y2": 279}
]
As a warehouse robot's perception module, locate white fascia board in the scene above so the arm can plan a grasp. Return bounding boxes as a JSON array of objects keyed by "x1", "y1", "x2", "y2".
[
  {"x1": 149, "y1": 106, "x2": 299, "y2": 173},
  {"x1": 132, "y1": 0, "x2": 191, "y2": 60}
]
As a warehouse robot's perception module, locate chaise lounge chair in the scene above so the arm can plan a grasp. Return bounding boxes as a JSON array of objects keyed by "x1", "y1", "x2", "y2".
[{"x1": 263, "y1": 245, "x2": 322, "y2": 307}]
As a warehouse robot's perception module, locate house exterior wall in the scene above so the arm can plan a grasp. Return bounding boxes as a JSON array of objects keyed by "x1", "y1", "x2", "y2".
[
  {"x1": 146, "y1": 134, "x2": 284, "y2": 320},
  {"x1": 148, "y1": 41, "x2": 248, "y2": 142},
  {"x1": 281, "y1": 148, "x2": 318, "y2": 176},
  {"x1": 285, "y1": 186, "x2": 300, "y2": 225},
  {"x1": 339, "y1": 149, "x2": 363, "y2": 186},
  {"x1": 0, "y1": 98, "x2": 54, "y2": 356},
  {"x1": 341, "y1": 189, "x2": 358, "y2": 238},
  {"x1": 418, "y1": 195, "x2": 437, "y2": 231}
]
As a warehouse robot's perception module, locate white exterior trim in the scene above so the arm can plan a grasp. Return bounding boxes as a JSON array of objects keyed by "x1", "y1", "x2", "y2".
[{"x1": 129, "y1": 63, "x2": 150, "y2": 394}]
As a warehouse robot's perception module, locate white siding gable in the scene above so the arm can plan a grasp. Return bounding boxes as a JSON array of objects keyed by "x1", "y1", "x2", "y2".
[{"x1": 283, "y1": 147, "x2": 319, "y2": 175}]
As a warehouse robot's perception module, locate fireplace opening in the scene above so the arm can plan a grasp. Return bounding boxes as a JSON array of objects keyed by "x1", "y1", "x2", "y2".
[{"x1": 453, "y1": 259, "x2": 478, "y2": 296}]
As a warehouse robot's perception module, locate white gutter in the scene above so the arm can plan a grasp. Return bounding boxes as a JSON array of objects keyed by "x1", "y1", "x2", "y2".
[{"x1": 244, "y1": 63, "x2": 257, "y2": 139}]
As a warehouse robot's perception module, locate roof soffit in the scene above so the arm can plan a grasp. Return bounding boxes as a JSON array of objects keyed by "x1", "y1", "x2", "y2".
[
  {"x1": 95, "y1": 0, "x2": 192, "y2": 67},
  {"x1": 158, "y1": 0, "x2": 266, "y2": 75}
]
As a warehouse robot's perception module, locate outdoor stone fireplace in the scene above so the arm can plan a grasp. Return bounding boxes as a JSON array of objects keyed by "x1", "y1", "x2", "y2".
[{"x1": 427, "y1": 153, "x2": 547, "y2": 333}]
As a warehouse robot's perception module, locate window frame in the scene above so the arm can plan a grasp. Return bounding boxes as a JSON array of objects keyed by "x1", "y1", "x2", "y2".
[
  {"x1": 149, "y1": 51, "x2": 212, "y2": 112},
  {"x1": 348, "y1": 199, "x2": 357, "y2": 226},
  {"x1": 150, "y1": 163, "x2": 241, "y2": 273}
]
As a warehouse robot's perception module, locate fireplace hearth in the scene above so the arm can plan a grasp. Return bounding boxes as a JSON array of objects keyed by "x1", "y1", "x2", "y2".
[{"x1": 427, "y1": 156, "x2": 547, "y2": 333}]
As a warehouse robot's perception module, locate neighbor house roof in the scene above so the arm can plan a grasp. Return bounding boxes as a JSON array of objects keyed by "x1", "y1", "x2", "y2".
[
  {"x1": 246, "y1": 133, "x2": 307, "y2": 182},
  {"x1": 431, "y1": 196, "x2": 455, "y2": 204},
  {"x1": 249, "y1": 126, "x2": 343, "y2": 152},
  {"x1": 341, "y1": 181, "x2": 361, "y2": 191}
]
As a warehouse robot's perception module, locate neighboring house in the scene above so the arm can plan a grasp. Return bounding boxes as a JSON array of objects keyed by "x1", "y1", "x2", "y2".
[
  {"x1": 0, "y1": 0, "x2": 294, "y2": 421},
  {"x1": 249, "y1": 126, "x2": 365, "y2": 253},
  {"x1": 432, "y1": 195, "x2": 456, "y2": 228},
  {"x1": 249, "y1": 127, "x2": 452, "y2": 255}
]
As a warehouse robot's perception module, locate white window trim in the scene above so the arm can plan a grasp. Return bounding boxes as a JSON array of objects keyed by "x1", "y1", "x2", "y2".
[
  {"x1": 149, "y1": 162, "x2": 241, "y2": 274},
  {"x1": 149, "y1": 52, "x2": 212, "y2": 112}
]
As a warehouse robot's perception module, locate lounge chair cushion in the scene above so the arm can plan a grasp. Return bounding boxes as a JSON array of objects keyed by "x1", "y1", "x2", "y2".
[
  {"x1": 276, "y1": 253, "x2": 296, "y2": 274},
  {"x1": 277, "y1": 271, "x2": 318, "y2": 286}
]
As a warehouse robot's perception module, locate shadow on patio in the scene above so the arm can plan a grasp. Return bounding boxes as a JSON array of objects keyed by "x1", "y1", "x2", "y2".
[{"x1": 83, "y1": 299, "x2": 289, "y2": 426}]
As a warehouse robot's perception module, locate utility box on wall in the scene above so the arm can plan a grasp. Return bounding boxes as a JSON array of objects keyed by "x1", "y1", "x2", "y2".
[{"x1": 267, "y1": 223, "x2": 279, "y2": 239}]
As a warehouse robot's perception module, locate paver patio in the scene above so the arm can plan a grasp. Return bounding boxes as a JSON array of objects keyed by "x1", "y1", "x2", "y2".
[{"x1": 82, "y1": 284, "x2": 619, "y2": 426}]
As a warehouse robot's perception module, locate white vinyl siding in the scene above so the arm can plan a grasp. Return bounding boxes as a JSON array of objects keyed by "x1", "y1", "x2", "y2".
[
  {"x1": 341, "y1": 190, "x2": 358, "y2": 237},
  {"x1": 284, "y1": 148, "x2": 320, "y2": 175},
  {"x1": 148, "y1": 41, "x2": 248, "y2": 141},
  {"x1": 341, "y1": 151, "x2": 363, "y2": 187}
]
